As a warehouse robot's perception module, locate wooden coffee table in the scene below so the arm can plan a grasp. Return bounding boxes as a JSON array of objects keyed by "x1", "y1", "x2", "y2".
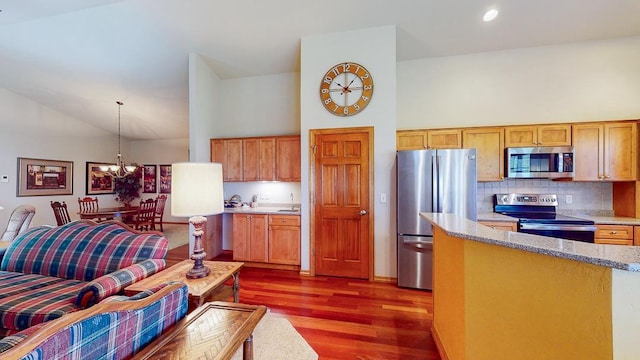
[
  {"x1": 125, "y1": 260, "x2": 244, "y2": 310},
  {"x1": 133, "y1": 301, "x2": 267, "y2": 360}
]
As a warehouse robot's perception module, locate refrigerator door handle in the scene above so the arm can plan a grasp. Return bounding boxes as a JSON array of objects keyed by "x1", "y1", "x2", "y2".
[
  {"x1": 433, "y1": 154, "x2": 440, "y2": 212},
  {"x1": 402, "y1": 238, "x2": 433, "y2": 250}
]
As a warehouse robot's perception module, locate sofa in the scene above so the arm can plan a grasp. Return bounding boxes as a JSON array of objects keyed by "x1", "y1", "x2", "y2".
[
  {"x1": 0, "y1": 220, "x2": 168, "y2": 337},
  {"x1": 0, "y1": 281, "x2": 188, "y2": 359}
]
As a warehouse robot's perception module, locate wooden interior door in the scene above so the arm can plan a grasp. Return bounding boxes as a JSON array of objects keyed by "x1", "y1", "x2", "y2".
[{"x1": 312, "y1": 128, "x2": 371, "y2": 279}]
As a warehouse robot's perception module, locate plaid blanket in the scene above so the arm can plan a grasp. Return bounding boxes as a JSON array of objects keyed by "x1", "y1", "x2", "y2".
[
  {"x1": 0, "y1": 282, "x2": 188, "y2": 358},
  {"x1": 0, "y1": 221, "x2": 168, "y2": 335}
]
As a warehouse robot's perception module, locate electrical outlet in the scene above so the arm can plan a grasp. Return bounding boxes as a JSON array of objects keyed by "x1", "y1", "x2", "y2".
[{"x1": 566, "y1": 195, "x2": 573, "y2": 204}]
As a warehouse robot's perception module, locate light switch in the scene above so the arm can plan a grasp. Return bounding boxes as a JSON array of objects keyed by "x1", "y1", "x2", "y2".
[
  {"x1": 1, "y1": 175, "x2": 8, "y2": 183},
  {"x1": 566, "y1": 195, "x2": 572, "y2": 204},
  {"x1": 380, "y1": 193, "x2": 387, "y2": 203}
]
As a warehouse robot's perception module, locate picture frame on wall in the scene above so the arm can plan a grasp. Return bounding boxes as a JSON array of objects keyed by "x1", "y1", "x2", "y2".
[
  {"x1": 159, "y1": 164, "x2": 172, "y2": 194},
  {"x1": 86, "y1": 161, "x2": 115, "y2": 195},
  {"x1": 143, "y1": 164, "x2": 157, "y2": 193},
  {"x1": 17, "y1": 157, "x2": 73, "y2": 197}
]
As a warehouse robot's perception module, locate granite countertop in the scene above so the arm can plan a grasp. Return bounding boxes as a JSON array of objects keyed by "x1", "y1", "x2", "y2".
[
  {"x1": 477, "y1": 212, "x2": 518, "y2": 222},
  {"x1": 224, "y1": 207, "x2": 300, "y2": 215},
  {"x1": 421, "y1": 212, "x2": 640, "y2": 272},
  {"x1": 568, "y1": 215, "x2": 640, "y2": 226},
  {"x1": 479, "y1": 212, "x2": 640, "y2": 226}
]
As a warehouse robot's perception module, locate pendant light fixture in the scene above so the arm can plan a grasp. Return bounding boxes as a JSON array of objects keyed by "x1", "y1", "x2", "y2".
[{"x1": 100, "y1": 101, "x2": 137, "y2": 177}]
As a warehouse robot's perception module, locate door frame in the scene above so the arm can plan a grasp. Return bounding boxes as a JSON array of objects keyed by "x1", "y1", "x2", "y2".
[{"x1": 308, "y1": 126, "x2": 375, "y2": 279}]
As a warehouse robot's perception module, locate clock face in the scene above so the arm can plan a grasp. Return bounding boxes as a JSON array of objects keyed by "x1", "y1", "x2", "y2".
[{"x1": 319, "y1": 62, "x2": 374, "y2": 116}]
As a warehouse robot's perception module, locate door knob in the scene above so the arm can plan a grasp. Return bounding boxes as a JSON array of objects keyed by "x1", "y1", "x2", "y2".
[{"x1": 359, "y1": 209, "x2": 367, "y2": 215}]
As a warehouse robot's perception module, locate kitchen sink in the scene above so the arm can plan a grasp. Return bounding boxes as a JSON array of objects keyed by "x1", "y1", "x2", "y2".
[{"x1": 277, "y1": 209, "x2": 298, "y2": 212}]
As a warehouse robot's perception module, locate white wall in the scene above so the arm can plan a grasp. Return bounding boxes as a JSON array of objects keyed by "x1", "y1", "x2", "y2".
[
  {"x1": 218, "y1": 73, "x2": 300, "y2": 137},
  {"x1": 189, "y1": 53, "x2": 222, "y2": 162},
  {"x1": 0, "y1": 89, "x2": 191, "y2": 231},
  {"x1": 0, "y1": 89, "x2": 121, "y2": 227},
  {"x1": 300, "y1": 26, "x2": 397, "y2": 277},
  {"x1": 129, "y1": 138, "x2": 189, "y2": 223},
  {"x1": 397, "y1": 36, "x2": 640, "y2": 129}
]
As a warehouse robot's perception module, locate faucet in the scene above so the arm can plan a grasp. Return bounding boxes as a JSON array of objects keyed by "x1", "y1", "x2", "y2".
[{"x1": 290, "y1": 193, "x2": 295, "y2": 210}]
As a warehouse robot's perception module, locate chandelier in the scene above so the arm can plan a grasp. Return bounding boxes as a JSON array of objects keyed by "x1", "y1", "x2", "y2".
[{"x1": 100, "y1": 101, "x2": 137, "y2": 177}]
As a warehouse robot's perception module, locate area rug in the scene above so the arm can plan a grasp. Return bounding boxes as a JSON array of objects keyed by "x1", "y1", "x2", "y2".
[
  {"x1": 160, "y1": 223, "x2": 190, "y2": 249},
  {"x1": 231, "y1": 312, "x2": 318, "y2": 360}
]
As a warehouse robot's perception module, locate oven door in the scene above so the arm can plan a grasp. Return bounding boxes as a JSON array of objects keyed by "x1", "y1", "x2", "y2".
[{"x1": 519, "y1": 223, "x2": 596, "y2": 243}]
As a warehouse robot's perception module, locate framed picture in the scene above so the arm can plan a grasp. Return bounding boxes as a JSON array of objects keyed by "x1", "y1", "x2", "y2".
[
  {"x1": 159, "y1": 164, "x2": 172, "y2": 194},
  {"x1": 86, "y1": 162, "x2": 115, "y2": 195},
  {"x1": 143, "y1": 164, "x2": 157, "y2": 193},
  {"x1": 17, "y1": 157, "x2": 73, "y2": 196}
]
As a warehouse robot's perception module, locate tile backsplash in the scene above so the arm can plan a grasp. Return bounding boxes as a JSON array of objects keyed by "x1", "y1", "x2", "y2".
[{"x1": 477, "y1": 179, "x2": 613, "y2": 216}]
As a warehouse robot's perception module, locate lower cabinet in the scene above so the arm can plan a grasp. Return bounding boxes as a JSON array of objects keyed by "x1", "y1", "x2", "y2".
[
  {"x1": 595, "y1": 224, "x2": 634, "y2": 245},
  {"x1": 232, "y1": 214, "x2": 268, "y2": 262},
  {"x1": 232, "y1": 213, "x2": 301, "y2": 265},
  {"x1": 268, "y1": 215, "x2": 301, "y2": 265},
  {"x1": 479, "y1": 221, "x2": 517, "y2": 232}
]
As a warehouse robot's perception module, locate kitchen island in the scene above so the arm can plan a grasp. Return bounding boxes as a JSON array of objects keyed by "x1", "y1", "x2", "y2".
[{"x1": 421, "y1": 212, "x2": 640, "y2": 360}]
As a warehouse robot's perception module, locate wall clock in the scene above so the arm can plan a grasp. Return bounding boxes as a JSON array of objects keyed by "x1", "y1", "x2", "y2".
[{"x1": 319, "y1": 62, "x2": 374, "y2": 117}]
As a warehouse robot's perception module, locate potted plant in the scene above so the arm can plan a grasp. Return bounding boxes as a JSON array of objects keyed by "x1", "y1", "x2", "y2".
[{"x1": 114, "y1": 166, "x2": 143, "y2": 207}]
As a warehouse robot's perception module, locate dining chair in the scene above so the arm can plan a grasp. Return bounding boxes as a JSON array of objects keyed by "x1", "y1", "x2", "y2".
[
  {"x1": 1, "y1": 205, "x2": 36, "y2": 241},
  {"x1": 50, "y1": 201, "x2": 72, "y2": 226},
  {"x1": 152, "y1": 194, "x2": 168, "y2": 232},
  {"x1": 78, "y1": 196, "x2": 107, "y2": 221},
  {"x1": 78, "y1": 197, "x2": 99, "y2": 212},
  {"x1": 133, "y1": 198, "x2": 157, "y2": 231}
]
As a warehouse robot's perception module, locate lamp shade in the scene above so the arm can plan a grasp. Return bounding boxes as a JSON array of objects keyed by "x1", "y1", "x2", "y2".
[{"x1": 171, "y1": 162, "x2": 224, "y2": 217}]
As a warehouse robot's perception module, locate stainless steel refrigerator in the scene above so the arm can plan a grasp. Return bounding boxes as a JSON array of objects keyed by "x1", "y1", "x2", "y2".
[{"x1": 396, "y1": 149, "x2": 477, "y2": 290}]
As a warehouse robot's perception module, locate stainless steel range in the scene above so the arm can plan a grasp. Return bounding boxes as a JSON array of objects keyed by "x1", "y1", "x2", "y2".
[{"x1": 494, "y1": 193, "x2": 596, "y2": 243}]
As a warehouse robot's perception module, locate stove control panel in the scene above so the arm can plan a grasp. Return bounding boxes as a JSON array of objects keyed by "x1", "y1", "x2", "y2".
[{"x1": 495, "y1": 194, "x2": 558, "y2": 206}]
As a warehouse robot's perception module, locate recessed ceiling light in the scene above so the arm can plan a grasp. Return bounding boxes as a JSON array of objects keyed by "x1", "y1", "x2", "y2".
[{"x1": 483, "y1": 9, "x2": 499, "y2": 22}]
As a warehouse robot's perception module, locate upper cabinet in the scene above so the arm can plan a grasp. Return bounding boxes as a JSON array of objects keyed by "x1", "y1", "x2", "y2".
[
  {"x1": 210, "y1": 138, "x2": 243, "y2": 182},
  {"x1": 462, "y1": 127, "x2": 505, "y2": 182},
  {"x1": 276, "y1": 135, "x2": 301, "y2": 182},
  {"x1": 397, "y1": 129, "x2": 462, "y2": 150},
  {"x1": 573, "y1": 121, "x2": 637, "y2": 181},
  {"x1": 243, "y1": 137, "x2": 276, "y2": 181},
  {"x1": 211, "y1": 135, "x2": 301, "y2": 182},
  {"x1": 504, "y1": 124, "x2": 572, "y2": 147}
]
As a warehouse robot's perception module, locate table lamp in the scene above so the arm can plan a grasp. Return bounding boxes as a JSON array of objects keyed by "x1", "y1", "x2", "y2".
[{"x1": 171, "y1": 162, "x2": 224, "y2": 279}]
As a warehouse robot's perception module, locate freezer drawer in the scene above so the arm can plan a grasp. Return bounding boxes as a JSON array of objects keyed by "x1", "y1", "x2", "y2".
[{"x1": 397, "y1": 235, "x2": 433, "y2": 290}]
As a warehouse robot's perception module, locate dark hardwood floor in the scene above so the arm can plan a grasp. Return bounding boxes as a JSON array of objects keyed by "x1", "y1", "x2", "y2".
[{"x1": 167, "y1": 245, "x2": 441, "y2": 360}]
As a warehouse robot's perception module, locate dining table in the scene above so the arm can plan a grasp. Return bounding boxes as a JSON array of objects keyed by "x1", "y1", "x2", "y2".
[{"x1": 78, "y1": 206, "x2": 139, "y2": 222}]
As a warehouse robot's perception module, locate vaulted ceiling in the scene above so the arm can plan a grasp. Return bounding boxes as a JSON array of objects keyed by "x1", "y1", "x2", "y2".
[{"x1": 1, "y1": 0, "x2": 639, "y2": 140}]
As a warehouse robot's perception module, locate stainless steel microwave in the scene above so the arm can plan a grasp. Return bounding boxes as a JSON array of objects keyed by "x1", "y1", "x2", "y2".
[{"x1": 506, "y1": 146, "x2": 575, "y2": 179}]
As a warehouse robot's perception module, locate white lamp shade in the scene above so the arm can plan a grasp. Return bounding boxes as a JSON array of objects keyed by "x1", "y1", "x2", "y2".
[{"x1": 171, "y1": 162, "x2": 224, "y2": 217}]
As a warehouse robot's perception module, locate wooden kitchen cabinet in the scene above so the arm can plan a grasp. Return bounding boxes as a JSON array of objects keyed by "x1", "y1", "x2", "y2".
[
  {"x1": 268, "y1": 215, "x2": 301, "y2": 265},
  {"x1": 276, "y1": 135, "x2": 301, "y2": 182},
  {"x1": 462, "y1": 127, "x2": 505, "y2": 181},
  {"x1": 232, "y1": 213, "x2": 268, "y2": 262},
  {"x1": 212, "y1": 135, "x2": 301, "y2": 182},
  {"x1": 396, "y1": 129, "x2": 462, "y2": 150},
  {"x1": 243, "y1": 137, "x2": 276, "y2": 181},
  {"x1": 595, "y1": 224, "x2": 634, "y2": 245},
  {"x1": 573, "y1": 121, "x2": 637, "y2": 181},
  {"x1": 504, "y1": 124, "x2": 572, "y2": 147},
  {"x1": 479, "y1": 221, "x2": 517, "y2": 232},
  {"x1": 210, "y1": 138, "x2": 243, "y2": 182}
]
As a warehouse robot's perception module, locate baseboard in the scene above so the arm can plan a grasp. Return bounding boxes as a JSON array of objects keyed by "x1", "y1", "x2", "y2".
[
  {"x1": 373, "y1": 276, "x2": 396, "y2": 283},
  {"x1": 431, "y1": 325, "x2": 448, "y2": 360},
  {"x1": 240, "y1": 261, "x2": 301, "y2": 272}
]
